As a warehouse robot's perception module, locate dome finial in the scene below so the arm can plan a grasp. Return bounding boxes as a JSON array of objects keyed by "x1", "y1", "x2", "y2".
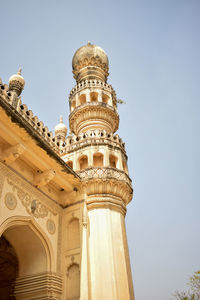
[
  {"x1": 88, "y1": 41, "x2": 91, "y2": 45},
  {"x1": 59, "y1": 115, "x2": 63, "y2": 123},
  {"x1": 17, "y1": 67, "x2": 22, "y2": 75}
]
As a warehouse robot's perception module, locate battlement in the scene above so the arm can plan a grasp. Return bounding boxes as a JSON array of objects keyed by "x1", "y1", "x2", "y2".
[
  {"x1": 61, "y1": 129, "x2": 127, "y2": 157},
  {"x1": 0, "y1": 79, "x2": 60, "y2": 154}
]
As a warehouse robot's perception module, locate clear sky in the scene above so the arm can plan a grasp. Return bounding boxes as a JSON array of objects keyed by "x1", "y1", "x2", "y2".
[{"x1": 1, "y1": 0, "x2": 199, "y2": 299}]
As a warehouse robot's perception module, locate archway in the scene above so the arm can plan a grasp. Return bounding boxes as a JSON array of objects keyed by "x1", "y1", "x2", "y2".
[
  {"x1": 0, "y1": 218, "x2": 54, "y2": 299},
  {"x1": 0, "y1": 235, "x2": 18, "y2": 300}
]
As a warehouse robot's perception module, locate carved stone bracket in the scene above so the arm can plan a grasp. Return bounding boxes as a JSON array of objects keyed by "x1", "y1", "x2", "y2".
[
  {"x1": 33, "y1": 169, "x2": 56, "y2": 188},
  {"x1": 1, "y1": 143, "x2": 25, "y2": 165}
]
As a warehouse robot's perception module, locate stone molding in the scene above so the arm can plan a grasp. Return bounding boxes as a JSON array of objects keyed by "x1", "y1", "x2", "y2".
[
  {"x1": 86, "y1": 195, "x2": 127, "y2": 215},
  {"x1": 79, "y1": 167, "x2": 133, "y2": 204},
  {"x1": 73, "y1": 57, "x2": 109, "y2": 79},
  {"x1": 69, "y1": 79, "x2": 116, "y2": 101},
  {"x1": 13, "y1": 272, "x2": 62, "y2": 300},
  {"x1": 69, "y1": 102, "x2": 119, "y2": 134}
]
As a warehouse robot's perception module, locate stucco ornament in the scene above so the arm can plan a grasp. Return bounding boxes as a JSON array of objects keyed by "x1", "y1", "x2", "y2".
[
  {"x1": 47, "y1": 219, "x2": 56, "y2": 235},
  {"x1": 4, "y1": 192, "x2": 17, "y2": 210}
]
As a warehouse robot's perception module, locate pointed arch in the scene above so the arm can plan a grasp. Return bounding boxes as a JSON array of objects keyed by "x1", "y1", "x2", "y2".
[{"x1": 0, "y1": 216, "x2": 55, "y2": 275}]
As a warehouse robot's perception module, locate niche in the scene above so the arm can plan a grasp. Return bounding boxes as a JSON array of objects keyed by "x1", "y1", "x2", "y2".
[
  {"x1": 123, "y1": 160, "x2": 128, "y2": 173},
  {"x1": 90, "y1": 92, "x2": 98, "y2": 102},
  {"x1": 71, "y1": 100, "x2": 76, "y2": 112},
  {"x1": 109, "y1": 154, "x2": 118, "y2": 168},
  {"x1": 78, "y1": 155, "x2": 88, "y2": 170},
  {"x1": 67, "y1": 218, "x2": 80, "y2": 250},
  {"x1": 93, "y1": 152, "x2": 104, "y2": 167},
  {"x1": 66, "y1": 263, "x2": 80, "y2": 300},
  {"x1": 79, "y1": 94, "x2": 86, "y2": 105},
  {"x1": 102, "y1": 93, "x2": 109, "y2": 104}
]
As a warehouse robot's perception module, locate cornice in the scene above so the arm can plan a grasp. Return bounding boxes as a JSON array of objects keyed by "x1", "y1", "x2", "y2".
[{"x1": 69, "y1": 102, "x2": 119, "y2": 134}]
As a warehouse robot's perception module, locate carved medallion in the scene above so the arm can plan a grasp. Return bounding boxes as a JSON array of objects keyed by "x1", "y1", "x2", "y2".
[
  {"x1": 47, "y1": 219, "x2": 56, "y2": 235},
  {"x1": 4, "y1": 192, "x2": 17, "y2": 210}
]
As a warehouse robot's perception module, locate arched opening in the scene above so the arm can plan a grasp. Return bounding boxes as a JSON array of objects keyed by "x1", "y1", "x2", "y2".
[
  {"x1": 3, "y1": 224, "x2": 48, "y2": 277},
  {"x1": 90, "y1": 92, "x2": 98, "y2": 102},
  {"x1": 78, "y1": 155, "x2": 88, "y2": 170},
  {"x1": 102, "y1": 93, "x2": 109, "y2": 104},
  {"x1": 109, "y1": 154, "x2": 118, "y2": 168},
  {"x1": 0, "y1": 235, "x2": 18, "y2": 300},
  {"x1": 79, "y1": 94, "x2": 86, "y2": 105},
  {"x1": 66, "y1": 160, "x2": 73, "y2": 169},
  {"x1": 93, "y1": 152, "x2": 104, "y2": 167},
  {"x1": 123, "y1": 160, "x2": 128, "y2": 173},
  {"x1": 67, "y1": 218, "x2": 80, "y2": 250},
  {"x1": 66, "y1": 263, "x2": 80, "y2": 300},
  {"x1": 0, "y1": 219, "x2": 52, "y2": 299},
  {"x1": 71, "y1": 100, "x2": 76, "y2": 112}
]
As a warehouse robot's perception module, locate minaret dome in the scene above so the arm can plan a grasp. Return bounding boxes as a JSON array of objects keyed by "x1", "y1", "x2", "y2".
[
  {"x1": 72, "y1": 42, "x2": 109, "y2": 83},
  {"x1": 9, "y1": 68, "x2": 25, "y2": 96},
  {"x1": 55, "y1": 115, "x2": 67, "y2": 141}
]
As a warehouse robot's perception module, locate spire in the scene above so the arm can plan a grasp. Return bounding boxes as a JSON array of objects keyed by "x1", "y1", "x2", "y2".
[{"x1": 17, "y1": 67, "x2": 22, "y2": 75}]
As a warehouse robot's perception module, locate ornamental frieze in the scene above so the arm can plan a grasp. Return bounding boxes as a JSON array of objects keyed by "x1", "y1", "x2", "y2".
[
  {"x1": 0, "y1": 162, "x2": 59, "y2": 218},
  {"x1": 7, "y1": 178, "x2": 49, "y2": 218}
]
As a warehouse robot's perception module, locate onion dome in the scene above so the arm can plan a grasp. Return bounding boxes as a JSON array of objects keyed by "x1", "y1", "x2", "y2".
[
  {"x1": 72, "y1": 42, "x2": 109, "y2": 83},
  {"x1": 55, "y1": 116, "x2": 67, "y2": 141},
  {"x1": 9, "y1": 68, "x2": 25, "y2": 96}
]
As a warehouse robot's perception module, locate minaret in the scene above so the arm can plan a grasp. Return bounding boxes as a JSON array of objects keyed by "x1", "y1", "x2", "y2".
[{"x1": 62, "y1": 42, "x2": 134, "y2": 300}]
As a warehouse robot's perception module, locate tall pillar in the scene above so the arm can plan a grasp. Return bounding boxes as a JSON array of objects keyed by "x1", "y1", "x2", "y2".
[{"x1": 64, "y1": 42, "x2": 135, "y2": 300}]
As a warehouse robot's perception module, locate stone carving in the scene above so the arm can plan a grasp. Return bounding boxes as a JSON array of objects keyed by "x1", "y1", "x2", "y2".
[
  {"x1": 79, "y1": 167, "x2": 133, "y2": 204},
  {"x1": 7, "y1": 178, "x2": 49, "y2": 218},
  {"x1": 1, "y1": 144, "x2": 25, "y2": 165},
  {"x1": 4, "y1": 192, "x2": 17, "y2": 210},
  {"x1": 0, "y1": 163, "x2": 59, "y2": 216},
  {"x1": 69, "y1": 79, "x2": 115, "y2": 98},
  {"x1": 69, "y1": 103, "x2": 119, "y2": 134},
  {"x1": 78, "y1": 167, "x2": 132, "y2": 187},
  {"x1": 47, "y1": 219, "x2": 56, "y2": 235},
  {"x1": 33, "y1": 169, "x2": 56, "y2": 188}
]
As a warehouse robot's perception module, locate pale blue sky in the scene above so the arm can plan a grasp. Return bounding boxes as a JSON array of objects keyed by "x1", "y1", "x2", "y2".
[{"x1": 1, "y1": 1, "x2": 200, "y2": 299}]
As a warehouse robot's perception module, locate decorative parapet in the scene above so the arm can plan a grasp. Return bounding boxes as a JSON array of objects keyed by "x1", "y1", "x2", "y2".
[
  {"x1": 78, "y1": 167, "x2": 133, "y2": 211},
  {"x1": 69, "y1": 79, "x2": 116, "y2": 102},
  {"x1": 69, "y1": 102, "x2": 119, "y2": 134},
  {"x1": 78, "y1": 167, "x2": 132, "y2": 189},
  {"x1": 0, "y1": 80, "x2": 60, "y2": 153},
  {"x1": 61, "y1": 129, "x2": 127, "y2": 157},
  {"x1": 69, "y1": 101, "x2": 118, "y2": 119}
]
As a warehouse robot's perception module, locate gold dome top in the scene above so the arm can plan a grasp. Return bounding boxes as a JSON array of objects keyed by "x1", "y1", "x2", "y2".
[
  {"x1": 72, "y1": 42, "x2": 109, "y2": 83},
  {"x1": 9, "y1": 68, "x2": 25, "y2": 96}
]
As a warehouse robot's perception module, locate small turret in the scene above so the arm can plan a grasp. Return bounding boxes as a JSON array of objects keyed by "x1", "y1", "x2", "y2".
[
  {"x1": 54, "y1": 115, "x2": 67, "y2": 142},
  {"x1": 9, "y1": 68, "x2": 25, "y2": 96}
]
